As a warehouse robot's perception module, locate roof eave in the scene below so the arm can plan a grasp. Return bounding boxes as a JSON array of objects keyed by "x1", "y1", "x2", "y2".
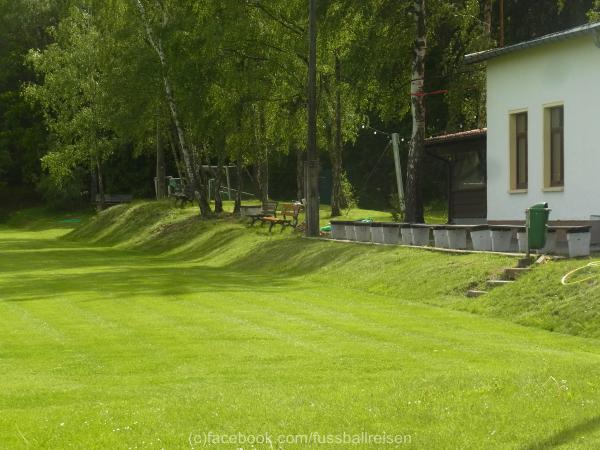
[{"x1": 464, "y1": 22, "x2": 600, "y2": 65}]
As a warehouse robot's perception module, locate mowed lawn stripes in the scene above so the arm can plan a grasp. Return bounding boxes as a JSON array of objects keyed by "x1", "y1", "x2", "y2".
[{"x1": 2, "y1": 226, "x2": 600, "y2": 449}]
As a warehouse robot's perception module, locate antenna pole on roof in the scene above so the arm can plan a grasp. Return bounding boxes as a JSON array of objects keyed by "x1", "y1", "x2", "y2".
[{"x1": 499, "y1": 0, "x2": 505, "y2": 47}]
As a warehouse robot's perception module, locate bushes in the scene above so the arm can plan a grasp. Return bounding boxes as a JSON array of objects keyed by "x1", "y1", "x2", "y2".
[{"x1": 36, "y1": 169, "x2": 88, "y2": 211}]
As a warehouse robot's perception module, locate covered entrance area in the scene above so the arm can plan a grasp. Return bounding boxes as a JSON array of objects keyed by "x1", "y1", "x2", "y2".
[{"x1": 426, "y1": 129, "x2": 487, "y2": 224}]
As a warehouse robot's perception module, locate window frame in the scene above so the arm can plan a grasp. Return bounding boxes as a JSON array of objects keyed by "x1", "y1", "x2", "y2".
[
  {"x1": 549, "y1": 105, "x2": 564, "y2": 187},
  {"x1": 509, "y1": 109, "x2": 529, "y2": 192},
  {"x1": 515, "y1": 112, "x2": 528, "y2": 190},
  {"x1": 543, "y1": 102, "x2": 565, "y2": 191}
]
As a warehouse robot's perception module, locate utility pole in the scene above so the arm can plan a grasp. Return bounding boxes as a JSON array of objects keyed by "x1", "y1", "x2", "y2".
[
  {"x1": 391, "y1": 133, "x2": 405, "y2": 214},
  {"x1": 305, "y1": 0, "x2": 320, "y2": 236},
  {"x1": 499, "y1": 0, "x2": 505, "y2": 47}
]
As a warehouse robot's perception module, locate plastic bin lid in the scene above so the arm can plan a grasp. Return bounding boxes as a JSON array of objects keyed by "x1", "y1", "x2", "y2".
[{"x1": 528, "y1": 202, "x2": 549, "y2": 210}]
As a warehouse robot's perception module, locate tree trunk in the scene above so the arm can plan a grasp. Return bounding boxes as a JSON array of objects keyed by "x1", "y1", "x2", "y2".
[
  {"x1": 234, "y1": 153, "x2": 243, "y2": 214},
  {"x1": 255, "y1": 158, "x2": 268, "y2": 203},
  {"x1": 296, "y1": 148, "x2": 304, "y2": 201},
  {"x1": 168, "y1": 127, "x2": 184, "y2": 179},
  {"x1": 213, "y1": 154, "x2": 224, "y2": 214},
  {"x1": 255, "y1": 108, "x2": 269, "y2": 203},
  {"x1": 405, "y1": 0, "x2": 427, "y2": 224},
  {"x1": 96, "y1": 160, "x2": 105, "y2": 211},
  {"x1": 156, "y1": 119, "x2": 166, "y2": 199},
  {"x1": 192, "y1": 145, "x2": 212, "y2": 215},
  {"x1": 330, "y1": 54, "x2": 345, "y2": 217},
  {"x1": 90, "y1": 160, "x2": 98, "y2": 204},
  {"x1": 135, "y1": 0, "x2": 210, "y2": 217}
]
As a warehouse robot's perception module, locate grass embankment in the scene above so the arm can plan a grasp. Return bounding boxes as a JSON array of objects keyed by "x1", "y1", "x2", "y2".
[
  {"x1": 465, "y1": 259, "x2": 600, "y2": 338},
  {"x1": 67, "y1": 202, "x2": 600, "y2": 335},
  {"x1": 3, "y1": 202, "x2": 600, "y2": 448},
  {"x1": 66, "y1": 201, "x2": 510, "y2": 304}
]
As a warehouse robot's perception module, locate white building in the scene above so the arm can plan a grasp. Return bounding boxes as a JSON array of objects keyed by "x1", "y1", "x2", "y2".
[{"x1": 465, "y1": 22, "x2": 600, "y2": 228}]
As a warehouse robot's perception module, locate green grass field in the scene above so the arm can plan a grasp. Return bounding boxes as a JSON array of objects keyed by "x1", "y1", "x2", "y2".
[{"x1": 3, "y1": 202, "x2": 600, "y2": 449}]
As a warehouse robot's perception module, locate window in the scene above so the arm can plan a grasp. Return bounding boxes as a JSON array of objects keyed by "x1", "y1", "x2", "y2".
[
  {"x1": 452, "y1": 150, "x2": 486, "y2": 191},
  {"x1": 545, "y1": 105, "x2": 564, "y2": 188},
  {"x1": 510, "y1": 111, "x2": 528, "y2": 190}
]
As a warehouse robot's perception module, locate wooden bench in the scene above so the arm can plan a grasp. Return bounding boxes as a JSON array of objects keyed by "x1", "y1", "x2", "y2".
[
  {"x1": 94, "y1": 194, "x2": 133, "y2": 205},
  {"x1": 248, "y1": 201, "x2": 278, "y2": 226},
  {"x1": 173, "y1": 192, "x2": 193, "y2": 208},
  {"x1": 260, "y1": 203, "x2": 303, "y2": 232}
]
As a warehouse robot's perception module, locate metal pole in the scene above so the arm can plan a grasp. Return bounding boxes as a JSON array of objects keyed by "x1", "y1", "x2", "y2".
[
  {"x1": 305, "y1": 0, "x2": 320, "y2": 236},
  {"x1": 391, "y1": 133, "x2": 405, "y2": 214}
]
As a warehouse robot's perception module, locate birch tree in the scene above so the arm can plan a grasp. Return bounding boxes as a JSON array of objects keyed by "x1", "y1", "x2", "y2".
[
  {"x1": 405, "y1": 0, "x2": 427, "y2": 223},
  {"x1": 133, "y1": 0, "x2": 211, "y2": 216}
]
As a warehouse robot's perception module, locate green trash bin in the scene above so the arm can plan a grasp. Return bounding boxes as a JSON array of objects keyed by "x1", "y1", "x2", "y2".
[{"x1": 527, "y1": 202, "x2": 551, "y2": 250}]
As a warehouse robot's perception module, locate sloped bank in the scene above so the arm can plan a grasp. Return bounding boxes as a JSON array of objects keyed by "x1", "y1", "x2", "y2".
[
  {"x1": 67, "y1": 201, "x2": 600, "y2": 339},
  {"x1": 64, "y1": 201, "x2": 513, "y2": 305}
]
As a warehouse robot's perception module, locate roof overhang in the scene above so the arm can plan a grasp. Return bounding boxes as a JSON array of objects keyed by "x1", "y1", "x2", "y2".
[
  {"x1": 464, "y1": 22, "x2": 600, "y2": 64},
  {"x1": 425, "y1": 128, "x2": 487, "y2": 147}
]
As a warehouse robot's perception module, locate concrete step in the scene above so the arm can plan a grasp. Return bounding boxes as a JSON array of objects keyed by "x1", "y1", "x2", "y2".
[
  {"x1": 466, "y1": 290, "x2": 488, "y2": 298},
  {"x1": 518, "y1": 257, "x2": 535, "y2": 268},
  {"x1": 503, "y1": 267, "x2": 532, "y2": 280},
  {"x1": 486, "y1": 279, "x2": 514, "y2": 288}
]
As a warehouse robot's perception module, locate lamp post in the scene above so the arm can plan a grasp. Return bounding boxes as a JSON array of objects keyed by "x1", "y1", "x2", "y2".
[{"x1": 305, "y1": 0, "x2": 320, "y2": 236}]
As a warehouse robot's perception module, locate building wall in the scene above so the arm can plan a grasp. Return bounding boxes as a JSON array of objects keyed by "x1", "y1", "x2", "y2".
[{"x1": 487, "y1": 35, "x2": 600, "y2": 221}]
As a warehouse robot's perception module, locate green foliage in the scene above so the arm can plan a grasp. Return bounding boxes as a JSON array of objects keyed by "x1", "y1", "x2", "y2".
[
  {"x1": 36, "y1": 169, "x2": 88, "y2": 210},
  {"x1": 24, "y1": 6, "x2": 118, "y2": 184},
  {"x1": 3, "y1": 0, "x2": 597, "y2": 211},
  {"x1": 340, "y1": 171, "x2": 357, "y2": 210},
  {"x1": 0, "y1": 0, "x2": 65, "y2": 185},
  {"x1": 389, "y1": 192, "x2": 405, "y2": 222},
  {"x1": 590, "y1": 0, "x2": 600, "y2": 20}
]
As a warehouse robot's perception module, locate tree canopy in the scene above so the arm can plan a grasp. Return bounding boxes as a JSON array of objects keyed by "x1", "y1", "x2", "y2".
[{"x1": 0, "y1": 0, "x2": 595, "y2": 214}]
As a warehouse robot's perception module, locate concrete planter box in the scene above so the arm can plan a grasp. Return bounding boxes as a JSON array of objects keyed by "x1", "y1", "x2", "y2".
[
  {"x1": 517, "y1": 229, "x2": 557, "y2": 254},
  {"x1": 371, "y1": 223, "x2": 400, "y2": 245},
  {"x1": 490, "y1": 227, "x2": 514, "y2": 252},
  {"x1": 446, "y1": 228, "x2": 468, "y2": 250},
  {"x1": 353, "y1": 222, "x2": 372, "y2": 242},
  {"x1": 411, "y1": 225, "x2": 430, "y2": 246},
  {"x1": 345, "y1": 224, "x2": 357, "y2": 241},
  {"x1": 370, "y1": 223, "x2": 385, "y2": 244},
  {"x1": 382, "y1": 223, "x2": 402, "y2": 245},
  {"x1": 470, "y1": 226, "x2": 491, "y2": 251},
  {"x1": 567, "y1": 230, "x2": 591, "y2": 257},
  {"x1": 400, "y1": 225, "x2": 412, "y2": 245},
  {"x1": 330, "y1": 221, "x2": 350, "y2": 240},
  {"x1": 432, "y1": 227, "x2": 449, "y2": 248},
  {"x1": 517, "y1": 231, "x2": 527, "y2": 253},
  {"x1": 541, "y1": 230, "x2": 557, "y2": 254}
]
